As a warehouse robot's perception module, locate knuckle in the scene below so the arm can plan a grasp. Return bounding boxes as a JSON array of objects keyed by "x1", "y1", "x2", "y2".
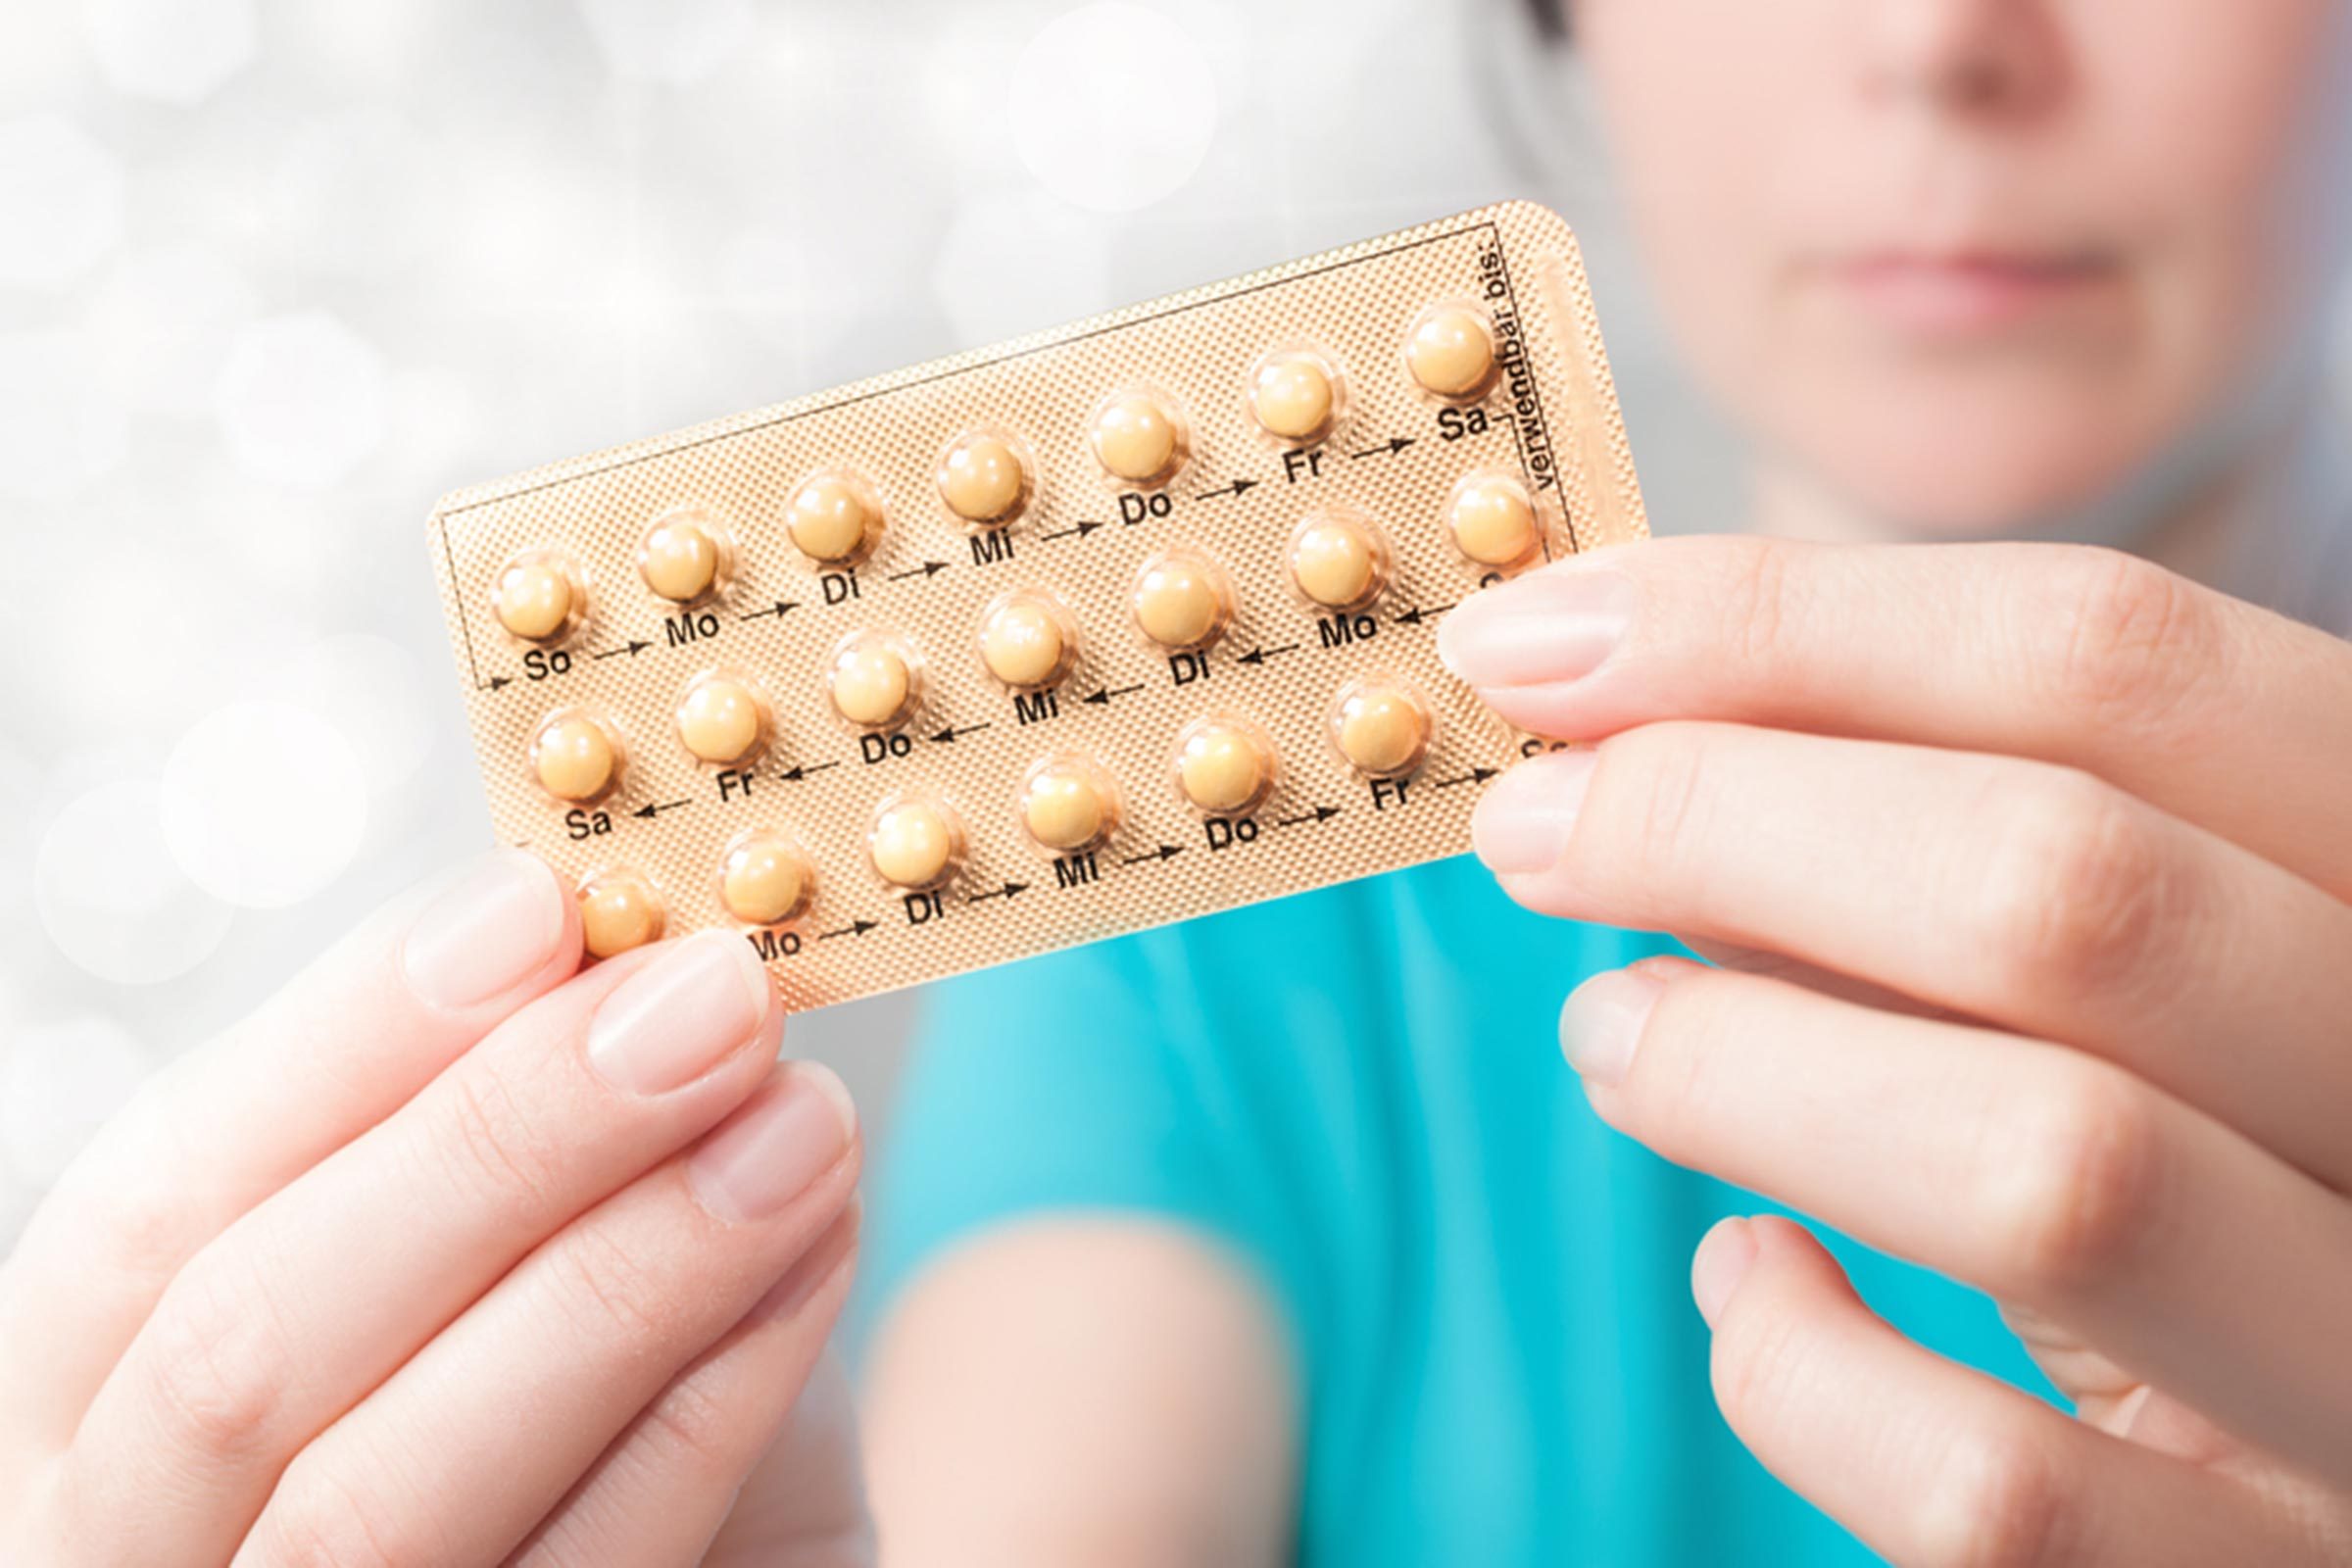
[
  {"x1": 631, "y1": 1374, "x2": 743, "y2": 1482},
  {"x1": 424, "y1": 1054, "x2": 567, "y2": 1222},
  {"x1": 1706, "y1": 1290, "x2": 1816, "y2": 1446},
  {"x1": 543, "y1": 1222, "x2": 678, "y2": 1347},
  {"x1": 2043, "y1": 550, "x2": 2208, "y2": 727},
  {"x1": 1720, "y1": 537, "x2": 1797, "y2": 665},
  {"x1": 248, "y1": 1463, "x2": 412, "y2": 1568},
  {"x1": 1607, "y1": 726, "x2": 1721, "y2": 886},
  {"x1": 1912, "y1": 1425, "x2": 2071, "y2": 1568},
  {"x1": 136, "y1": 1254, "x2": 285, "y2": 1465},
  {"x1": 1968, "y1": 769, "x2": 2169, "y2": 999},
  {"x1": 1982, "y1": 1062, "x2": 2166, "y2": 1297}
]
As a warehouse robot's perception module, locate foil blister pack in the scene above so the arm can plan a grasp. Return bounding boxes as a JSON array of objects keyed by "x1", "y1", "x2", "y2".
[{"x1": 427, "y1": 200, "x2": 1647, "y2": 1011}]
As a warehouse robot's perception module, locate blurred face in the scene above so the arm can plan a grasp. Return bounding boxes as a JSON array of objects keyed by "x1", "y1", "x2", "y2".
[{"x1": 1576, "y1": 0, "x2": 2352, "y2": 533}]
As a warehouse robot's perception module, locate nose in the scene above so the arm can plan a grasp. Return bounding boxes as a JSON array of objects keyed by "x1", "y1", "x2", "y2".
[{"x1": 1860, "y1": 0, "x2": 2067, "y2": 118}]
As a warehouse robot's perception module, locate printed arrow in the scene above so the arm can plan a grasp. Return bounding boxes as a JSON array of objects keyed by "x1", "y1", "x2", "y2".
[
  {"x1": 1394, "y1": 601, "x2": 1457, "y2": 627},
  {"x1": 632, "y1": 799, "x2": 691, "y2": 819},
  {"x1": 818, "y1": 918, "x2": 879, "y2": 940},
  {"x1": 776, "y1": 760, "x2": 843, "y2": 781},
  {"x1": 592, "y1": 639, "x2": 653, "y2": 660},
  {"x1": 1193, "y1": 478, "x2": 1259, "y2": 502},
  {"x1": 1082, "y1": 683, "x2": 1147, "y2": 706},
  {"x1": 1276, "y1": 805, "x2": 1344, "y2": 828},
  {"x1": 1041, "y1": 519, "x2": 1106, "y2": 542},
  {"x1": 1236, "y1": 643, "x2": 1301, "y2": 666},
  {"x1": 888, "y1": 561, "x2": 951, "y2": 581},
  {"x1": 964, "y1": 880, "x2": 1030, "y2": 905},
  {"x1": 1434, "y1": 767, "x2": 1500, "y2": 790},
  {"x1": 737, "y1": 600, "x2": 802, "y2": 621},
  {"x1": 1349, "y1": 436, "x2": 1418, "y2": 461},
  {"x1": 929, "y1": 721, "x2": 995, "y2": 744},
  {"x1": 483, "y1": 675, "x2": 514, "y2": 691},
  {"x1": 1121, "y1": 844, "x2": 1185, "y2": 865}
]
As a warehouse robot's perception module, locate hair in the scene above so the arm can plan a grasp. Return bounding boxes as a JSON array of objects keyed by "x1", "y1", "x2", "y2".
[{"x1": 1525, "y1": 0, "x2": 1569, "y2": 42}]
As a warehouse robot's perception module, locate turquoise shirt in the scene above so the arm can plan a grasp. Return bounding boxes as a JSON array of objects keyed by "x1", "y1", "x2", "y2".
[{"x1": 861, "y1": 855, "x2": 2049, "y2": 1565}]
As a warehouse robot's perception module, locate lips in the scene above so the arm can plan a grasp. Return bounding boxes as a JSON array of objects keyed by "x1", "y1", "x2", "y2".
[{"x1": 1823, "y1": 251, "x2": 2123, "y2": 336}]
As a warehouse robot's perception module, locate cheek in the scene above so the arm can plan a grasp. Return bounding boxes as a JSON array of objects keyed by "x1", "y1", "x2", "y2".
[{"x1": 1578, "y1": 0, "x2": 1800, "y2": 401}]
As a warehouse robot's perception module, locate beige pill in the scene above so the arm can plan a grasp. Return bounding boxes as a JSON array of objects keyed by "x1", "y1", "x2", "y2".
[
  {"x1": 641, "y1": 514, "x2": 722, "y2": 602},
  {"x1": 1336, "y1": 686, "x2": 1432, "y2": 777},
  {"x1": 830, "y1": 642, "x2": 914, "y2": 729},
  {"x1": 1406, "y1": 306, "x2": 1496, "y2": 399},
  {"x1": 939, "y1": 431, "x2": 1027, "y2": 524},
  {"x1": 1448, "y1": 475, "x2": 1540, "y2": 566},
  {"x1": 1290, "y1": 513, "x2": 1385, "y2": 610},
  {"x1": 677, "y1": 677, "x2": 763, "y2": 765},
  {"x1": 871, "y1": 800, "x2": 957, "y2": 889},
  {"x1": 495, "y1": 562, "x2": 573, "y2": 642},
  {"x1": 1134, "y1": 554, "x2": 1227, "y2": 650},
  {"x1": 786, "y1": 472, "x2": 880, "y2": 564},
  {"x1": 1022, "y1": 765, "x2": 1110, "y2": 852},
  {"x1": 533, "y1": 714, "x2": 618, "y2": 802},
  {"x1": 1177, "y1": 724, "x2": 1269, "y2": 815},
  {"x1": 721, "y1": 837, "x2": 811, "y2": 925},
  {"x1": 1250, "y1": 354, "x2": 1336, "y2": 444},
  {"x1": 980, "y1": 599, "x2": 1069, "y2": 688},
  {"x1": 1091, "y1": 392, "x2": 1182, "y2": 485},
  {"x1": 580, "y1": 873, "x2": 663, "y2": 958}
]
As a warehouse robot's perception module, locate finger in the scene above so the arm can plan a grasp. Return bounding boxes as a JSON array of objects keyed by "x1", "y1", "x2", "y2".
[
  {"x1": 1690, "y1": 1215, "x2": 2285, "y2": 1567},
  {"x1": 1, "y1": 849, "x2": 581, "y2": 1440},
  {"x1": 1439, "y1": 536, "x2": 2352, "y2": 896},
  {"x1": 512, "y1": 1209, "x2": 865, "y2": 1568},
  {"x1": 1478, "y1": 728, "x2": 2352, "y2": 1189},
  {"x1": 702, "y1": 1349, "x2": 874, "y2": 1567},
  {"x1": 1571, "y1": 959, "x2": 2352, "y2": 1484},
  {"x1": 68, "y1": 930, "x2": 783, "y2": 1563},
  {"x1": 235, "y1": 1062, "x2": 860, "y2": 1568}
]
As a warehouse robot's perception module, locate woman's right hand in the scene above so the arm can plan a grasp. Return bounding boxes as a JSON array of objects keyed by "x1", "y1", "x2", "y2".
[{"x1": 0, "y1": 849, "x2": 870, "y2": 1566}]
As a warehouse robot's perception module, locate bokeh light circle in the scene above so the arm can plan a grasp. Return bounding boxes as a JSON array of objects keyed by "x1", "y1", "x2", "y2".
[
  {"x1": 1009, "y1": 4, "x2": 1218, "y2": 214},
  {"x1": 81, "y1": 0, "x2": 257, "y2": 107},
  {"x1": 266, "y1": 634, "x2": 437, "y2": 808},
  {"x1": 160, "y1": 700, "x2": 368, "y2": 909},
  {"x1": 34, "y1": 780, "x2": 234, "y2": 986}
]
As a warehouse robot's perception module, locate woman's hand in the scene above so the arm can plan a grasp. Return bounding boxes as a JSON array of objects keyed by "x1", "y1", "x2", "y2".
[
  {"x1": 0, "y1": 851, "x2": 871, "y2": 1566},
  {"x1": 1444, "y1": 537, "x2": 2352, "y2": 1565}
]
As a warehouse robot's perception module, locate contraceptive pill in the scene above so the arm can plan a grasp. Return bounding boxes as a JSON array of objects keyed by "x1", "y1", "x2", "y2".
[
  {"x1": 431, "y1": 201, "x2": 1648, "y2": 1007},
  {"x1": 1405, "y1": 304, "x2": 1499, "y2": 401},
  {"x1": 494, "y1": 558, "x2": 578, "y2": 643},
  {"x1": 939, "y1": 429, "x2": 1030, "y2": 525},
  {"x1": 580, "y1": 869, "x2": 664, "y2": 957},
  {"x1": 1090, "y1": 388, "x2": 1186, "y2": 486},
  {"x1": 640, "y1": 511, "x2": 728, "y2": 604}
]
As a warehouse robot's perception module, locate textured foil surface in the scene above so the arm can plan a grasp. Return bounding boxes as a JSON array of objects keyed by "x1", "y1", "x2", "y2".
[{"x1": 428, "y1": 201, "x2": 1648, "y2": 1011}]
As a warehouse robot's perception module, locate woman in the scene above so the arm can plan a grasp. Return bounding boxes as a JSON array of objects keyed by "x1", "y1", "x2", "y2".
[
  {"x1": 5, "y1": 3, "x2": 2349, "y2": 1564},
  {"x1": 858, "y1": 3, "x2": 2352, "y2": 1565}
]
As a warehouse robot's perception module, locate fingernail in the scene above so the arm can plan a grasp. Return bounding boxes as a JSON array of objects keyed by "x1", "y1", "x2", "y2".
[
  {"x1": 1472, "y1": 750, "x2": 1595, "y2": 873},
  {"x1": 588, "y1": 931, "x2": 772, "y2": 1096},
  {"x1": 1691, "y1": 1217, "x2": 1760, "y2": 1329},
  {"x1": 1559, "y1": 965, "x2": 1662, "y2": 1087},
  {"x1": 402, "y1": 850, "x2": 567, "y2": 1010},
  {"x1": 688, "y1": 1063, "x2": 857, "y2": 1224},
  {"x1": 1438, "y1": 568, "x2": 1635, "y2": 687}
]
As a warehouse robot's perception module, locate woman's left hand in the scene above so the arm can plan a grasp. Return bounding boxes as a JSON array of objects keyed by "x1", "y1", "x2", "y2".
[{"x1": 1444, "y1": 536, "x2": 2352, "y2": 1565}]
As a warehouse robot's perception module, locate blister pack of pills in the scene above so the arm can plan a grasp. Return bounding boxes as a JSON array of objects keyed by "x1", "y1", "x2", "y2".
[{"x1": 426, "y1": 200, "x2": 1647, "y2": 1011}]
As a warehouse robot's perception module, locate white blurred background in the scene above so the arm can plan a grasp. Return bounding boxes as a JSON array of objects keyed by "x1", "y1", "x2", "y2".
[{"x1": 0, "y1": 0, "x2": 1754, "y2": 1250}]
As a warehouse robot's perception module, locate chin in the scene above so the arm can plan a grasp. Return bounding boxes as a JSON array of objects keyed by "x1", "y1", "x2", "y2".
[{"x1": 1761, "y1": 374, "x2": 2188, "y2": 540}]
